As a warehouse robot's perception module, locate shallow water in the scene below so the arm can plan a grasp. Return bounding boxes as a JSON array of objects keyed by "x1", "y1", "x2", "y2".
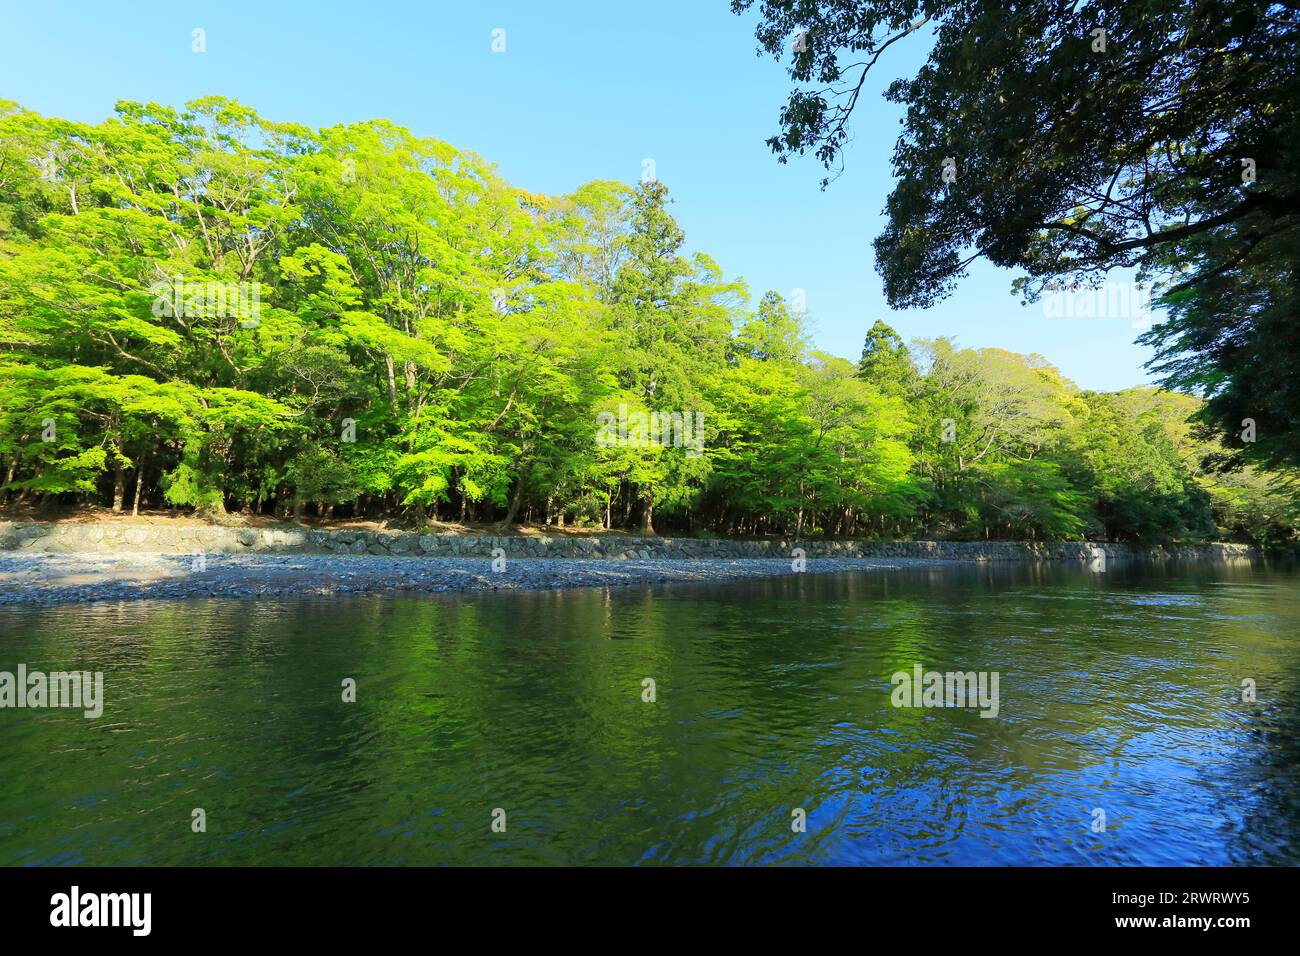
[{"x1": 1, "y1": 560, "x2": 1297, "y2": 865}]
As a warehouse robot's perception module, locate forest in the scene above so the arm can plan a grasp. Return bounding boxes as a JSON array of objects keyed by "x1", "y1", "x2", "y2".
[{"x1": 0, "y1": 97, "x2": 1295, "y2": 546}]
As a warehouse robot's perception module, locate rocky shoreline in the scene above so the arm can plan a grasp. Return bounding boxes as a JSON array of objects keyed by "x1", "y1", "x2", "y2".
[
  {"x1": 0, "y1": 520, "x2": 1258, "y2": 608},
  {"x1": 0, "y1": 519, "x2": 1256, "y2": 563},
  {"x1": 0, "y1": 552, "x2": 971, "y2": 607}
]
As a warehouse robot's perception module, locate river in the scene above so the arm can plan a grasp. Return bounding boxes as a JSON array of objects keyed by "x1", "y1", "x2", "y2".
[{"x1": 1, "y1": 559, "x2": 1296, "y2": 865}]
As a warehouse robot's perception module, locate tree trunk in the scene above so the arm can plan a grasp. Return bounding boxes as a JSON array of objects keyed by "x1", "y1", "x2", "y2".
[
  {"x1": 112, "y1": 464, "x2": 126, "y2": 513},
  {"x1": 639, "y1": 493, "x2": 655, "y2": 536},
  {"x1": 131, "y1": 455, "x2": 146, "y2": 517},
  {"x1": 3, "y1": 453, "x2": 17, "y2": 505},
  {"x1": 498, "y1": 474, "x2": 526, "y2": 528}
]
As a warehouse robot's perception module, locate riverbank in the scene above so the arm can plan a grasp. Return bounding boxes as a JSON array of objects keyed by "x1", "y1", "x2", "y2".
[
  {"x1": 0, "y1": 519, "x2": 1257, "y2": 607},
  {"x1": 0, "y1": 518, "x2": 1256, "y2": 562},
  {"x1": 0, "y1": 552, "x2": 969, "y2": 606}
]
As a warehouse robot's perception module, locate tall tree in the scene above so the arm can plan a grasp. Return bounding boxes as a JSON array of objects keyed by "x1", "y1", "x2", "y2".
[{"x1": 856, "y1": 319, "x2": 916, "y2": 396}]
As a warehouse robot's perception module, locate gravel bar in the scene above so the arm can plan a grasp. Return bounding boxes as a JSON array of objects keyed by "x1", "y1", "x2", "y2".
[{"x1": 0, "y1": 552, "x2": 962, "y2": 607}]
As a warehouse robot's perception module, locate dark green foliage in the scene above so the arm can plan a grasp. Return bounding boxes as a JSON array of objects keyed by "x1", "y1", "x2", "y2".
[{"x1": 736, "y1": 0, "x2": 1300, "y2": 472}]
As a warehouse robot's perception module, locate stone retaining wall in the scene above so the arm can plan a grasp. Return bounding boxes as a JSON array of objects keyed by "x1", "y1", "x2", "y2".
[{"x1": 0, "y1": 520, "x2": 1257, "y2": 564}]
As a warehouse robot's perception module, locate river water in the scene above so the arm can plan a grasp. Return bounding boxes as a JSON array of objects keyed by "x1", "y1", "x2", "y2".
[{"x1": 1, "y1": 560, "x2": 1296, "y2": 865}]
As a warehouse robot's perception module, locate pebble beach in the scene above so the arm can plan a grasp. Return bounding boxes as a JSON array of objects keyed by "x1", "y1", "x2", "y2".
[{"x1": 0, "y1": 551, "x2": 961, "y2": 607}]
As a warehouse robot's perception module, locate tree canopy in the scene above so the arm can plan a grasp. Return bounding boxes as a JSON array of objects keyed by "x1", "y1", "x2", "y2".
[
  {"x1": 733, "y1": 0, "x2": 1300, "y2": 468},
  {"x1": 0, "y1": 96, "x2": 1294, "y2": 546}
]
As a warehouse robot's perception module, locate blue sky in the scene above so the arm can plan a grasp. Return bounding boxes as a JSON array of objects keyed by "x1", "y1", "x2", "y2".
[{"x1": 0, "y1": 0, "x2": 1159, "y2": 390}]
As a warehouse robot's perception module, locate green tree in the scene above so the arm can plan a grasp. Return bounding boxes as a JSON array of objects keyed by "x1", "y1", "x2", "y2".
[
  {"x1": 734, "y1": 0, "x2": 1300, "y2": 460},
  {"x1": 856, "y1": 319, "x2": 917, "y2": 397},
  {"x1": 0, "y1": 94, "x2": 1291, "y2": 546}
]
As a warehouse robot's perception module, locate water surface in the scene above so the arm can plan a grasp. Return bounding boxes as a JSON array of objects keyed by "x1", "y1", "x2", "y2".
[{"x1": 1, "y1": 560, "x2": 1297, "y2": 865}]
